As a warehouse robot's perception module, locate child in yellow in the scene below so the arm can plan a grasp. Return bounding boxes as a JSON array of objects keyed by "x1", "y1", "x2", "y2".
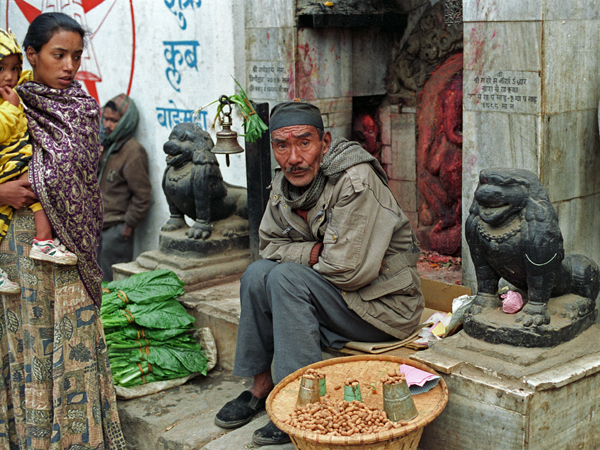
[{"x1": 0, "y1": 28, "x2": 77, "y2": 294}]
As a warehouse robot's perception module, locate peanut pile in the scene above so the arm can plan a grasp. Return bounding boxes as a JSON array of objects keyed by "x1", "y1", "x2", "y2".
[
  {"x1": 282, "y1": 398, "x2": 408, "y2": 436},
  {"x1": 345, "y1": 378, "x2": 360, "y2": 387},
  {"x1": 380, "y1": 368, "x2": 406, "y2": 385},
  {"x1": 302, "y1": 368, "x2": 325, "y2": 380}
]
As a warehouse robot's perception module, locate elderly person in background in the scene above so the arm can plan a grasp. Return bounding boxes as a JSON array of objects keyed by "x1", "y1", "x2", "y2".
[
  {"x1": 97, "y1": 93, "x2": 151, "y2": 281},
  {"x1": 214, "y1": 101, "x2": 424, "y2": 445}
]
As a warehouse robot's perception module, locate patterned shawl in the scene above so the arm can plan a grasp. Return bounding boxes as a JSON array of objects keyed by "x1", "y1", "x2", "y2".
[{"x1": 16, "y1": 80, "x2": 104, "y2": 307}]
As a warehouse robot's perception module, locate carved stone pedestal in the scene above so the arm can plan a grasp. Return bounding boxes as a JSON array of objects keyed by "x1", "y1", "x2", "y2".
[
  {"x1": 464, "y1": 294, "x2": 597, "y2": 347},
  {"x1": 112, "y1": 217, "x2": 251, "y2": 291},
  {"x1": 413, "y1": 326, "x2": 600, "y2": 450}
]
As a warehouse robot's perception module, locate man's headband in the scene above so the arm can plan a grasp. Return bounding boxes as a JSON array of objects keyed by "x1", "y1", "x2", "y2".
[{"x1": 270, "y1": 101, "x2": 324, "y2": 133}]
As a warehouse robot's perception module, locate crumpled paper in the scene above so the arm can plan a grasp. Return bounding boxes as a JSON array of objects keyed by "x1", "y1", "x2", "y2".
[
  {"x1": 501, "y1": 290, "x2": 523, "y2": 314},
  {"x1": 400, "y1": 364, "x2": 441, "y2": 395}
]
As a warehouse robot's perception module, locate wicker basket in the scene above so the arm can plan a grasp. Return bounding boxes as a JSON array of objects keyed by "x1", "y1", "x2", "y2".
[{"x1": 267, "y1": 355, "x2": 448, "y2": 450}]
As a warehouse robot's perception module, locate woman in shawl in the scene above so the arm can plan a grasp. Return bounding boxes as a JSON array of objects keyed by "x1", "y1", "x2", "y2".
[{"x1": 0, "y1": 12, "x2": 126, "y2": 449}]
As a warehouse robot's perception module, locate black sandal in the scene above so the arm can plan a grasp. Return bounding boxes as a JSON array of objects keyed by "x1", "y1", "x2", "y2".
[
  {"x1": 252, "y1": 420, "x2": 291, "y2": 446},
  {"x1": 214, "y1": 390, "x2": 268, "y2": 429}
]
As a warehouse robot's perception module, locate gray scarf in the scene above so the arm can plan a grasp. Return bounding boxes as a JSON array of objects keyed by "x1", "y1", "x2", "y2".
[{"x1": 277, "y1": 137, "x2": 388, "y2": 210}]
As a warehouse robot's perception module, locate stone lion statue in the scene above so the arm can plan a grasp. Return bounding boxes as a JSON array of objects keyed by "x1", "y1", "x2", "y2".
[
  {"x1": 161, "y1": 122, "x2": 248, "y2": 240},
  {"x1": 465, "y1": 168, "x2": 599, "y2": 328}
]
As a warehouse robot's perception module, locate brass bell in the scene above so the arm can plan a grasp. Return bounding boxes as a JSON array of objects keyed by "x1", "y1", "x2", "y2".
[{"x1": 212, "y1": 95, "x2": 244, "y2": 167}]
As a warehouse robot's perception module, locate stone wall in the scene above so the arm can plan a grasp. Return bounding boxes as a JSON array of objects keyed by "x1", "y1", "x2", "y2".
[{"x1": 462, "y1": 0, "x2": 600, "y2": 289}]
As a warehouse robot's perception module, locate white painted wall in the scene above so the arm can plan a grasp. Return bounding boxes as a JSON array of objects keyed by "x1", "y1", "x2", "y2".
[{"x1": 2, "y1": 0, "x2": 247, "y2": 258}]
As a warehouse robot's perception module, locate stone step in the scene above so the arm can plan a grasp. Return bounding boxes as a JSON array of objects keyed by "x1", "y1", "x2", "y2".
[{"x1": 117, "y1": 368, "x2": 295, "y2": 450}]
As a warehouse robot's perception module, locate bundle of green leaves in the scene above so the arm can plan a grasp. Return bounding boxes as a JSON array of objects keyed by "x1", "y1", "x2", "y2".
[{"x1": 101, "y1": 270, "x2": 207, "y2": 388}]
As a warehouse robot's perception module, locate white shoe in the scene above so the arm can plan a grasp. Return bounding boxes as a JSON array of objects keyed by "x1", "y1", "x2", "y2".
[
  {"x1": 30, "y1": 239, "x2": 78, "y2": 265},
  {"x1": 0, "y1": 269, "x2": 20, "y2": 294}
]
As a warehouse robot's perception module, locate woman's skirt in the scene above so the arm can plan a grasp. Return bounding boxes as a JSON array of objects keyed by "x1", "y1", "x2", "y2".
[{"x1": 0, "y1": 209, "x2": 126, "y2": 449}]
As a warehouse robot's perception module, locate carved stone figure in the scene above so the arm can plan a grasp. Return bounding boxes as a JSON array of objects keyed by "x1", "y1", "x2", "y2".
[
  {"x1": 387, "y1": 1, "x2": 463, "y2": 106},
  {"x1": 416, "y1": 54, "x2": 462, "y2": 256},
  {"x1": 464, "y1": 168, "x2": 600, "y2": 347},
  {"x1": 161, "y1": 122, "x2": 248, "y2": 240}
]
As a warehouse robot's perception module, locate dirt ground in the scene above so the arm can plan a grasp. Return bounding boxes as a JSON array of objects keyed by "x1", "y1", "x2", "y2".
[{"x1": 417, "y1": 251, "x2": 463, "y2": 285}]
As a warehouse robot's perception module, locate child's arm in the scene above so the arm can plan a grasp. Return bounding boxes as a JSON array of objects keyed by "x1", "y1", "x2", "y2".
[{"x1": 0, "y1": 88, "x2": 25, "y2": 144}]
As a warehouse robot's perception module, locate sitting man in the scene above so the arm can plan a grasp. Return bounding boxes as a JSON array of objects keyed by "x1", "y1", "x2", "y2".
[
  {"x1": 97, "y1": 94, "x2": 151, "y2": 281},
  {"x1": 214, "y1": 101, "x2": 424, "y2": 445}
]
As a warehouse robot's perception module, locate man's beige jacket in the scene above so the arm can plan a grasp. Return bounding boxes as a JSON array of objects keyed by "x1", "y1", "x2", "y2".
[{"x1": 259, "y1": 163, "x2": 424, "y2": 340}]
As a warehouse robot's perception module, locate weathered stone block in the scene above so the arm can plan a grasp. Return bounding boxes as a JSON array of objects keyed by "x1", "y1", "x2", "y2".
[
  {"x1": 415, "y1": 327, "x2": 600, "y2": 450},
  {"x1": 543, "y1": 19, "x2": 600, "y2": 113},
  {"x1": 351, "y1": 28, "x2": 389, "y2": 96},
  {"x1": 463, "y1": 0, "x2": 542, "y2": 22},
  {"x1": 179, "y1": 282, "x2": 242, "y2": 371},
  {"x1": 544, "y1": 0, "x2": 600, "y2": 20},
  {"x1": 390, "y1": 112, "x2": 416, "y2": 182},
  {"x1": 296, "y1": 28, "x2": 352, "y2": 100},
  {"x1": 245, "y1": 27, "x2": 295, "y2": 62},
  {"x1": 245, "y1": 0, "x2": 294, "y2": 28},
  {"x1": 464, "y1": 21, "x2": 542, "y2": 72},
  {"x1": 543, "y1": 109, "x2": 600, "y2": 202}
]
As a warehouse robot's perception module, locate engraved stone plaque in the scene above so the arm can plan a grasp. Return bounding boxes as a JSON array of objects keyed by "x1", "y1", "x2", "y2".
[
  {"x1": 464, "y1": 70, "x2": 541, "y2": 114},
  {"x1": 246, "y1": 61, "x2": 292, "y2": 101}
]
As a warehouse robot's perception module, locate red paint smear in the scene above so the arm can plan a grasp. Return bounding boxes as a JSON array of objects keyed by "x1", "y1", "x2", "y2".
[
  {"x1": 126, "y1": 0, "x2": 135, "y2": 96},
  {"x1": 287, "y1": 64, "x2": 295, "y2": 100},
  {"x1": 492, "y1": 30, "x2": 496, "y2": 38}
]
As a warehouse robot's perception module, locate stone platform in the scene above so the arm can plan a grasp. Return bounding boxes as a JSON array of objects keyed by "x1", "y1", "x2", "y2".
[
  {"x1": 113, "y1": 249, "x2": 251, "y2": 292},
  {"x1": 412, "y1": 326, "x2": 600, "y2": 450}
]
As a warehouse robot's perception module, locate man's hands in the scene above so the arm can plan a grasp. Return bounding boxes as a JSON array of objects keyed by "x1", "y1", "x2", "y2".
[
  {"x1": 0, "y1": 179, "x2": 38, "y2": 209},
  {"x1": 0, "y1": 86, "x2": 20, "y2": 108},
  {"x1": 122, "y1": 223, "x2": 133, "y2": 240}
]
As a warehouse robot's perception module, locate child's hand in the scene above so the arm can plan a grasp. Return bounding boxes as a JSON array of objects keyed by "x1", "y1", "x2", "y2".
[{"x1": 0, "y1": 86, "x2": 20, "y2": 107}]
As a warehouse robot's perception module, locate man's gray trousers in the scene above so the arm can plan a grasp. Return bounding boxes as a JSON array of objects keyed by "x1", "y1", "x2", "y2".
[
  {"x1": 233, "y1": 259, "x2": 393, "y2": 383},
  {"x1": 97, "y1": 223, "x2": 134, "y2": 282}
]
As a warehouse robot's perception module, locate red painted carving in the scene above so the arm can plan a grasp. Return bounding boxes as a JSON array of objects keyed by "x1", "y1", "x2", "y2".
[
  {"x1": 352, "y1": 113, "x2": 382, "y2": 161},
  {"x1": 416, "y1": 53, "x2": 463, "y2": 256}
]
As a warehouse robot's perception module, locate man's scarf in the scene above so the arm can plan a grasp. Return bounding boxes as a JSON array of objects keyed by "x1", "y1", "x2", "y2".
[
  {"x1": 98, "y1": 94, "x2": 139, "y2": 182},
  {"x1": 16, "y1": 80, "x2": 104, "y2": 307},
  {"x1": 276, "y1": 137, "x2": 388, "y2": 210}
]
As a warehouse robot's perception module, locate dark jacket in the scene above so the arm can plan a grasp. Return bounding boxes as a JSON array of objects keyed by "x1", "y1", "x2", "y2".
[{"x1": 98, "y1": 136, "x2": 151, "y2": 230}]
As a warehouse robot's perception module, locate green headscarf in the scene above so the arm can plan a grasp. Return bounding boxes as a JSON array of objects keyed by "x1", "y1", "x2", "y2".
[{"x1": 99, "y1": 94, "x2": 139, "y2": 180}]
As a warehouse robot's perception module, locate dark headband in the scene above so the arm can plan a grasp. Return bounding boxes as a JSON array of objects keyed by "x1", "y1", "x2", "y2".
[{"x1": 270, "y1": 101, "x2": 323, "y2": 133}]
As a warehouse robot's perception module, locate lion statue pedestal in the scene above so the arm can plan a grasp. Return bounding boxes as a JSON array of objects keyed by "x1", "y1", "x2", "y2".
[{"x1": 463, "y1": 168, "x2": 600, "y2": 347}]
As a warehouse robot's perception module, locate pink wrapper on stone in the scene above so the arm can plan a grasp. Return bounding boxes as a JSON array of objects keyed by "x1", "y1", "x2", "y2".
[{"x1": 501, "y1": 291, "x2": 523, "y2": 314}]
